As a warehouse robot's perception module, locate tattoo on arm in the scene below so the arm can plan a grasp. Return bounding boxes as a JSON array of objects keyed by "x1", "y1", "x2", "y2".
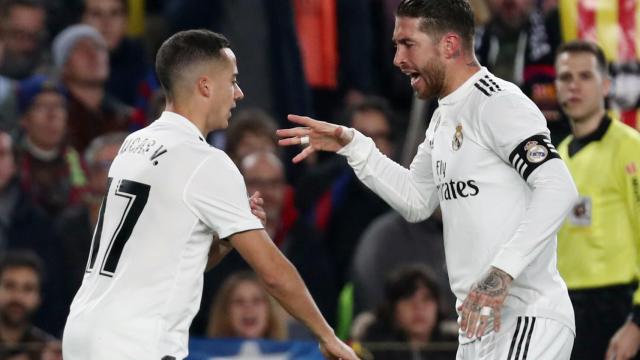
[{"x1": 476, "y1": 268, "x2": 512, "y2": 297}]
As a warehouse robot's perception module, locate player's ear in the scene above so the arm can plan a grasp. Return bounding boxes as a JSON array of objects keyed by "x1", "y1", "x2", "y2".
[
  {"x1": 442, "y1": 32, "x2": 461, "y2": 59},
  {"x1": 197, "y1": 76, "x2": 211, "y2": 98}
]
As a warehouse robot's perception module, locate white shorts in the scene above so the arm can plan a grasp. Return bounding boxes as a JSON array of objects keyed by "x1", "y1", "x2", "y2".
[{"x1": 456, "y1": 316, "x2": 574, "y2": 360}]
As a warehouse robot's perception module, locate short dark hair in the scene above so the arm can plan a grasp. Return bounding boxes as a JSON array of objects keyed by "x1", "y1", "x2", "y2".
[
  {"x1": 0, "y1": 250, "x2": 45, "y2": 286},
  {"x1": 344, "y1": 96, "x2": 396, "y2": 141},
  {"x1": 155, "y1": 29, "x2": 231, "y2": 101},
  {"x1": 225, "y1": 108, "x2": 278, "y2": 162},
  {"x1": 556, "y1": 40, "x2": 608, "y2": 75},
  {"x1": 0, "y1": 0, "x2": 45, "y2": 19},
  {"x1": 396, "y1": 0, "x2": 475, "y2": 49}
]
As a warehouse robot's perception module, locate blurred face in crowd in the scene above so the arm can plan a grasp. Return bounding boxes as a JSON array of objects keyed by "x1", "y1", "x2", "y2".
[
  {"x1": 0, "y1": 4, "x2": 46, "y2": 78},
  {"x1": 64, "y1": 37, "x2": 109, "y2": 85},
  {"x1": 351, "y1": 109, "x2": 393, "y2": 157},
  {"x1": 241, "y1": 152, "x2": 285, "y2": 237},
  {"x1": 233, "y1": 134, "x2": 275, "y2": 165},
  {"x1": 0, "y1": 133, "x2": 16, "y2": 190},
  {"x1": 21, "y1": 91, "x2": 67, "y2": 151},
  {"x1": 488, "y1": 0, "x2": 533, "y2": 29},
  {"x1": 393, "y1": 17, "x2": 446, "y2": 100},
  {"x1": 82, "y1": 0, "x2": 127, "y2": 50},
  {"x1": 88, "y1": 142, "x2": 121, "y2": 194},
  {"x1": 394, "y1": 284, "x2": 439, "y2": 343},
  {"x1": 555, "y1": 51, "x2": 610, "y2": 124},
  {"x1": 0, "y1": 266, "x2": 41, "y2": 328},
  {"x1": 228, "y1": 280, "x2": 270, "y2": 339}
]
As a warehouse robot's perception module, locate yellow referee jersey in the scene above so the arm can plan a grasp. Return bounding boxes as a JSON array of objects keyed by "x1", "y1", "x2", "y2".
[{"x1": 557, "y1": 117, "x2": 640, "y2": 303}]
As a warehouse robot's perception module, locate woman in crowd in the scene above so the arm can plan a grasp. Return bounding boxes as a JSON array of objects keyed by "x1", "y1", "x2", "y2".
[{"x1": 207, "y1": 271, "x2": 287, "y2": 340}]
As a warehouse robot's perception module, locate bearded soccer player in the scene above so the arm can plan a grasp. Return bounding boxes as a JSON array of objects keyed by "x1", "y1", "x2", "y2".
[
  {"x1": 62, "y1": 29, "x2": 358, "y2": 360},
  {"x1": 278, "y1": 0, "x2": 578, "y2": 358}
]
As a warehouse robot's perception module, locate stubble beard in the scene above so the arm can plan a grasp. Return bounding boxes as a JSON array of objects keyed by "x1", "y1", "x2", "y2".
[{"x1": 416, "y1": 60, "x2": 446, "y2": 100}]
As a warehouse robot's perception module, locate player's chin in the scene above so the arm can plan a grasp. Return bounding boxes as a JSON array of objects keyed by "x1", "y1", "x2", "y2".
[{"x1": 414, "y1": 88, "x2": 434, "y2": 100}]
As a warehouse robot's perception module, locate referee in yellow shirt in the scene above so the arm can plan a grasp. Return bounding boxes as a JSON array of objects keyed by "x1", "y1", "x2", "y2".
[{"x1": 555, "y1": 40, "x2": 640, "y2": 360}]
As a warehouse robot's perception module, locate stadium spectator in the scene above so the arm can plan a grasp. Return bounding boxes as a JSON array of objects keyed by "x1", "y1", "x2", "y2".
[
  {"x1": 0, "y1": 131, "x2": 65, "y2": 336},
  {"x1": 207, "y1": 271, "x2": 287, "y2": 340},
  {"x1": 224, "y1": 108, "x2": 278, "y2": 166},
  {"x1": 354, "y1": 265, "x2": 451, "y2": 360},
  {"x1": 81, "y1": 0, "x2": 154, "y2": 108},
  {"x1": 15, "y1": 75, "x2": 87, "y2": 217},
  {"x1": 52, "y1": 24, "x2": 131, "y2": 152},
  {"x1": 554, "y1": 40, "x2": 640, "y2": 360},
  {"x1": 54, "y1": 132, "x2": 127, "y2": 309},
  {"x1": 0, "y1": 250, "x2": 57, "y2": 360},
  {"x1": 0, "y1": 0, "x2": 49, "y2": 80}
]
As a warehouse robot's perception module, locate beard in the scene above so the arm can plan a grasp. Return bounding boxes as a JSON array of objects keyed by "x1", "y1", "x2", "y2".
[
  {"x1": 415, "y1": 59, "x2": 446, "y2": 100},
  {"x1": 0, "y1": 302, "x2": 33, "y2": 327},
  {"x1": 0, "y1": 50, "x2": 41, "y2": 80}
]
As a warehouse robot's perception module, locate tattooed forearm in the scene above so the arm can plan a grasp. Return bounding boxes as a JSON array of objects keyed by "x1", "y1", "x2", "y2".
[{"x1": 475, "y1": 268, "x2": 513, "y2": 297}]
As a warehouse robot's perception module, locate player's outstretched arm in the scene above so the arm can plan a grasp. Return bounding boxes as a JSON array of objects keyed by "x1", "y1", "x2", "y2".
[
  {"x1": 276, "y1": 114, "x2": 354, "y2": 163},
  {"x1": 230, "y1": 229, "x2": 359, "y2": 360}
]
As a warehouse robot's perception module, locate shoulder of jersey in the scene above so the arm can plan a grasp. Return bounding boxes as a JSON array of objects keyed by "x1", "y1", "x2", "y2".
[{"x1": 471, "y1": 73, "x2": 512, "y2": 98}]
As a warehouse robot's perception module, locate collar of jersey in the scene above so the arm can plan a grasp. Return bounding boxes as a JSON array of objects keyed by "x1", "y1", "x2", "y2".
[
  {"x1": 159, "y1": 111, "x2": 206, "y2": 140},
  {"x1": 439, "y1": 67, "x2": 489, "y2": 106}
]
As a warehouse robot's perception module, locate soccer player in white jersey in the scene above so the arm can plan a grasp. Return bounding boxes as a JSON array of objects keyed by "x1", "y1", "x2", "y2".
[
  {"x1": 278, "y1": 0, "x2": 578, "y2": 358},
  {"x1": 62, "y1": 30, "x2": 358, "y2": 360}
]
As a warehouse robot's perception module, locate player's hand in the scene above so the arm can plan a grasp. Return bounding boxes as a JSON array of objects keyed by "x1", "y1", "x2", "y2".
[
  {"x1": 249, "y1": 191, "x2": 267, "y2": 227},
  {"x1": 277, "y1": 114, "x2": 354, "y2": 163},
  {"x1": 319, "y1": 337, "x2": 360, "y2": 360},
  {"x1": 606, "y1": 320, "x2": 640, "y2": 360},
  {"x1": 459, "y1": 266, "x2": 512, "y2": 338}
]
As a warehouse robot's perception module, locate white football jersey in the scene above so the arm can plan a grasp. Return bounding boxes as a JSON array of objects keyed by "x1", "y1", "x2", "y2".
[
  {"x1": 63, "y1": 111, "x2": 263, "y2": 360},
  {"x1": 338, "y1": 68, "x2": 576, "y2": 341}
]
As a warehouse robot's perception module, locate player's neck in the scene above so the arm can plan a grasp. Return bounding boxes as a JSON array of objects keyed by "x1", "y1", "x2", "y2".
[
  {"x1": 570, "y1": 108, "x2": 606, "y2": 139},
  {"x1": 442, "y1": 57, "x2": 481, "y2": 98},
  {"x1": 164, "y1": 103, "x2": 208, "y2": 135}
]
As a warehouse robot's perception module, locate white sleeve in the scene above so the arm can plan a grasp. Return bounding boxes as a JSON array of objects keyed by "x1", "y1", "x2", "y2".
[
  {"x1": 183, "y1": 155, "x2": 263, "y2": 239},
  {"x1": 479, "y1": 93, "x2": 578, "y2": 278},
  {"x1": 337, "y1": 128, "x2": 439, "y2": 222}
]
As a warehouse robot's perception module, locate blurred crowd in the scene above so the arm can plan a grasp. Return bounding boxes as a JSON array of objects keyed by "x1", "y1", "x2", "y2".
[{"x1": 0, "y1": 0, "x2": 638, "y2": 359}]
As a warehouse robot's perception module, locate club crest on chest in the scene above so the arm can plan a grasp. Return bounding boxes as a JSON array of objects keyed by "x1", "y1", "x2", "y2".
[{"x1": 452, "y1": 124, "x2": 463, "y2": 151}]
